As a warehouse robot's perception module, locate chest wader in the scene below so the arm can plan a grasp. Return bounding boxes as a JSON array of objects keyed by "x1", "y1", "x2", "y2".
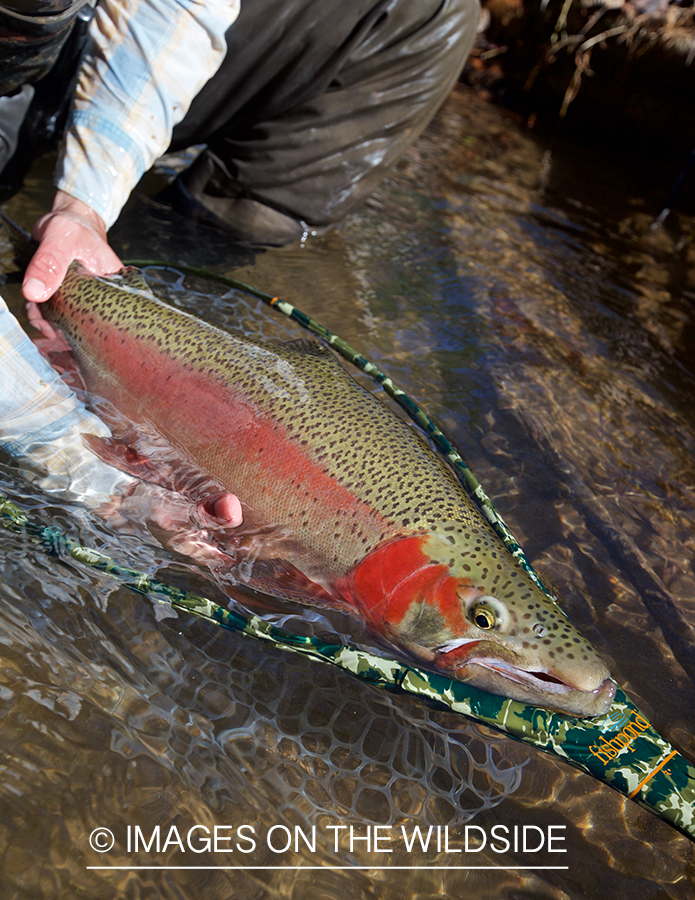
[
  {"x1": 0, "y1": 0, "x2": 93, "y2": 198},
  {"x1": 166, "y1": 0, "x2": 481, "y2": 247}
]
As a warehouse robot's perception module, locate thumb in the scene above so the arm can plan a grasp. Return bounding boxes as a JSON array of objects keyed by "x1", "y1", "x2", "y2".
[
  {"x1": 22, "y1": 191, "x2": 121, "y2": 303},
  {"x1": 22, "y1": 230, "x2": 71, "y2": 302}
]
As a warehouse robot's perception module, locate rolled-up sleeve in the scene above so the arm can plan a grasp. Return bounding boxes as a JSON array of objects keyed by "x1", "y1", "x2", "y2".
[{"x1": 55, "y1": 0, "x2": 240, "y2": 228}]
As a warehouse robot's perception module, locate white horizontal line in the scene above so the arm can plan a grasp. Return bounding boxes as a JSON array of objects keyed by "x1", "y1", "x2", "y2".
[{"x1": 87, "y1": 866, "x2": 569, "y2": 871}]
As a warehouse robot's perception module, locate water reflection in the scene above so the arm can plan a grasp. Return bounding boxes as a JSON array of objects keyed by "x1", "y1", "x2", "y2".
[{"x1": 1, "y1": 85, "x2": 694, "y2": 896}]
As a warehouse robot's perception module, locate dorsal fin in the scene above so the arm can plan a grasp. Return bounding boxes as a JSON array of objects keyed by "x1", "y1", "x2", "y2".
[
  {"x1": 104, "y1": 266, "x2": 155, "y2": 296},
  {"x1": 280, "y1": 337, "x2": 331, "y2": 357}
]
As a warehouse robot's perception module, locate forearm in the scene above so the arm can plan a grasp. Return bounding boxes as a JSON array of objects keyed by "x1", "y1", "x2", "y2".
[
  {"x1": 0, "y1": 295, "x2": 135, "y2": 505},
  {"x1": 55, "y1": 0, "x2": 240, "y2": 228}
]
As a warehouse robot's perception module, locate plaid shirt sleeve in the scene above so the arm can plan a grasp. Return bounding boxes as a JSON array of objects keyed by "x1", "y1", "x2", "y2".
[
  {"x1": 54, "y1": 0, "x2": 240, "y2": 228},
  {"x1": 0, "y1": 295, "x2": 135, "y2": 505}
]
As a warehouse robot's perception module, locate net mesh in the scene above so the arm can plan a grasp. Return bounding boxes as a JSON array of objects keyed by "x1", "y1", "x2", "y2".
[{"x1": 0, "y1": 263, "x2": 526, "y2": 842}]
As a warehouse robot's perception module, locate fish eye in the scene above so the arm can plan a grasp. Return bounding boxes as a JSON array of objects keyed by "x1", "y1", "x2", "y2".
[{"x1": 471, "y1": 605, "x2": 496, "y2": 630}]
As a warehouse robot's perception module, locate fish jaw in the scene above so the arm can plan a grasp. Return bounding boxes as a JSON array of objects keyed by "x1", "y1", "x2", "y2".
[
  {"x1": 343, "y1": 531, "x2": 614, "y2": 717},
  {"x1": 435, "y1": 643, "x2": 616, "y2": 717}
]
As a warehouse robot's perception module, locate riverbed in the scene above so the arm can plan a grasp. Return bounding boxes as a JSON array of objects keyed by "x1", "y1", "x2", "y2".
[{"x1": 1, "y1": 85, "x2": 694, "y2": 898}]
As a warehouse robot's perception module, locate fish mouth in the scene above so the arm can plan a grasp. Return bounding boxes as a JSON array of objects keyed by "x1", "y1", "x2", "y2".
[{"x1": 438, "y1": 652, "x2": 616, "y2": 717}]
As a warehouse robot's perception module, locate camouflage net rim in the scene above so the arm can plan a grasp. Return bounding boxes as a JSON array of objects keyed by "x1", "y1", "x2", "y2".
[
  {"x1": 1, "y1": 492, "x2": 694, "y2": 842},
  {"x1": 1, "y1": 258, "x2": 692, "y2": 839}
]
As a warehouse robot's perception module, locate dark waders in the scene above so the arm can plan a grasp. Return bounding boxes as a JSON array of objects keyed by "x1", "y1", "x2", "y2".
[{"x1": 1, "y1": 0, "x2": 479, "y2": 242}]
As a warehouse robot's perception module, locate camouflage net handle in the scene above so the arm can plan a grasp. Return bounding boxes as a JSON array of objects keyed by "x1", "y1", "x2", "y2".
[{"x1": 1, "y1": 492, "x2": 693, "y2": 842}]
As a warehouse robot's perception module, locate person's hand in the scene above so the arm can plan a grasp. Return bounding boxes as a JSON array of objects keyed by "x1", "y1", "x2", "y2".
[
  {"x1": 104, "y1": 483, "x2": 244, "y2": 566},
  {"x1": 23, "y1": 190, "x2": 122, "y2": 335}
]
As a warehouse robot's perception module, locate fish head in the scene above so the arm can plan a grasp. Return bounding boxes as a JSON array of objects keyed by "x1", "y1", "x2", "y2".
[{"x1": 346, "y1": 526, "x2": 615, "y2": 717}]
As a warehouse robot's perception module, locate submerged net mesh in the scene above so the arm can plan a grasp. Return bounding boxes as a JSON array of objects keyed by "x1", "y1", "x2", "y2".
[
  {"x1": 190, "y1": 620, "x2": 526, "y2": 828},
  {"x1": 0, "y1": 505, "x2": 525, "y2": 836},
  {"x1": 0, "y1": 262, "x2": 526, "y2": 852}
]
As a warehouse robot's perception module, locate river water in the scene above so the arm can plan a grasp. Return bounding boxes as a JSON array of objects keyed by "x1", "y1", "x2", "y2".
[{"x1": 1, "y1": 85, "x2": 694, "y2": 897}]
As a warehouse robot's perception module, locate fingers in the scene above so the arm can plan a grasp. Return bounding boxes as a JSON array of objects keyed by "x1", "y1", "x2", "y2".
[
  {"x1": 26, "y1": 301, "x2": 58, "y2": 339},
  {"x1": 22, "y1": 191, "x2": 123, "y2": 303},
  {"x1": 174, "y1": 491, "x2": 244, "y2": 565},
  {"x1": 22, "y1": 213, "x2": 65, "y2": 302},
  {"x1": 196, "y1": 492, "x2": 244, "y2": 528},
  {"x1": 106, "y1": 483, "x2": 244, "y2": 535}
]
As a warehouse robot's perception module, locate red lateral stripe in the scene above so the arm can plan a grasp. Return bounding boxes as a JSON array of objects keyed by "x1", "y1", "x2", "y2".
[{"x1": 82, "y1": 328, "x2": 386, "y2": 525}]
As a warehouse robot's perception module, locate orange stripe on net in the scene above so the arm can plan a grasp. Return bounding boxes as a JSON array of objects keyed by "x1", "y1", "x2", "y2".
[{"x1": 628, "y1": 749, "x2": 678, "y2": 799}]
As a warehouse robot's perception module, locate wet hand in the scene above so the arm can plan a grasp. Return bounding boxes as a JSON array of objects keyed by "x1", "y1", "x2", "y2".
[
  {"x1": 23, "y1": 190, "x2": 122, "y2": 335},
  {"x1": 103, "y1": 484, "x2": 244, "y2": 566}
]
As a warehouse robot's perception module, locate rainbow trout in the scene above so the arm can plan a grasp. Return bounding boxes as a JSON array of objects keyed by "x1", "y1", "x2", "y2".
[{"x1": 46, "y1": 264, "x2": 615, "y2": 717}]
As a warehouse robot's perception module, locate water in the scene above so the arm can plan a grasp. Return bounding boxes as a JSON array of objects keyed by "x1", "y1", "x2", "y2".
[{"x1": 1, "y1": 85, "x2": 694, "y2": 897}]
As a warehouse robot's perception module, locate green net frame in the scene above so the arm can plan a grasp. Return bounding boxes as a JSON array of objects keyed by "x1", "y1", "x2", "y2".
[{"x1": 1, "y1": 260, "x2": 693, "y2": 842}]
